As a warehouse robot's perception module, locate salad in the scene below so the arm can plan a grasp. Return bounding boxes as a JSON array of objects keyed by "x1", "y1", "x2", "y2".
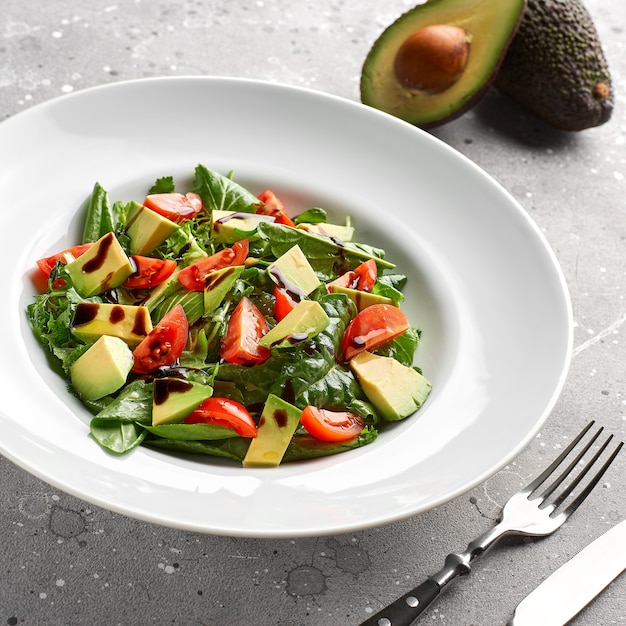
[{"x1": 27, "y1": 164, "x2": 431, "y2": 467}]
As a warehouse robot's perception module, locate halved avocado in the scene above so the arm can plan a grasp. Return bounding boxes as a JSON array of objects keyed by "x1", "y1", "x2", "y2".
[{"x1": 360, "y1": 0, "x2": 527, "y2": 128}]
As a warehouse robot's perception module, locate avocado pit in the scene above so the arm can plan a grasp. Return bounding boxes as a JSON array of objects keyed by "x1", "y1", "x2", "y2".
[{"x1": 393, "y1": 24, "x2": 470, "y2": 93}]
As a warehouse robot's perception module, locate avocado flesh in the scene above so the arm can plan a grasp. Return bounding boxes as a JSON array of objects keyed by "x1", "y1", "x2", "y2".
[
  {"x1": 360, "y1": 0, "x2": 527, "y2": 128},
  {"x1": 151, "y1": 378, "x2": 213, "y2": 426},
  {"x1": 494, "y1": 0, "x2": 613, "y2": 131},
  {"x1": 65, "y1": 232, "x2": 134, "y2": 297},
  {"x1": 126, "y1": 201, "x2": 179, "y2": 255},
  {"x1": 258, "y1": 300, "x2": 330, "y2": 349},
  {"x1": 70, "y1": 335, "x2": 133, "y2": 401},
  {"x1": 70, "y1": 302, "x2": 153, "y2": 347},
  {"x1": 349, "y1": 351, "x2": 431, "y2": 421},
  {"x1": 243, "y1": 395, "x2": 301, "y2": 468}
]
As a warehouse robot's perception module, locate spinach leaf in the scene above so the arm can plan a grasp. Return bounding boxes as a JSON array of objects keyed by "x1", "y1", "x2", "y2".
[
  {"x1": 144, "y1": 437, "x2": 249, "y2": 462},
  {"x1": 376, "y1": 326, "x2": 421, "y2": 367},
  {"x1": 149, "y1": 175, "x2": 175, "y2": 194},
  {"x1": 81, "y1": 182, "x2": 114, "y2": 243},
  {"x1": 142, "y1": 423, "x2": 240, "y2": 441},
  {"x1": 256, "y1": 222, "x2": 395, "y2": 277},
  {"x1": 93, "y1": 379, "x2": 153, "y2": 424},
  {"x1": 283, "y1": 428, "x2": 378, "y2": 462},
  {"x1": 90, "y1": 418, "x2": 146, "y2": 455},
  {"x1": 192, "y1": 164, "x2": 259, "y2": 214}
]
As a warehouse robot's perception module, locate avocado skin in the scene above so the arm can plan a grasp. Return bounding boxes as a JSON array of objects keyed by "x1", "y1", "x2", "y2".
[{"x1": 495, "y1": 0, "x2": 613, "y2": 131}]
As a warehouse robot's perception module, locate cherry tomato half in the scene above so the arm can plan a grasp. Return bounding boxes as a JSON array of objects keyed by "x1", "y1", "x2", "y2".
[
  {"x1": 255, "y1": 189, "x2": 295, "y2": 227},
  {"x1": 143, "y1": 192, "x2": 203, "y2": 222},
  {"x1": 273, "y1": 285, "x2": 299, "y2": 321},
  {"x1": 184, "y1": 397, "x2": 257, "y2": 438},
  {"x1": 353, "y1": 259, "x2": 378, "y2": 292},
  {"x1": 123, "y1": 256, "x2": 177, "y2": 289},
  {"x1": 177, "y1": 239, "x2": 249, "y2": 292},
  {"x1": 36, "y1": 243, "x2": 93, "y2": 279},
  {"x1": 131, "y1": 304, "x2": 189, "y2": 374},
  {"x1": 341, "y1": 304, "x2": 410, "y2": 361},
  {"x1": 220, "y1": 297, "x2": 271, "y2": 366},
  {"x1": 300, "y1": 406, "x2": 364, "y2": 442},
  {"x1": 328, "y1": 259, "x2": 378, "y2": 292}
]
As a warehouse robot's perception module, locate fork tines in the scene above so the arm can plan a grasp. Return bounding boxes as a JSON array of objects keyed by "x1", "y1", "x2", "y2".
[{"x1": 527, "y1": 421, "x2": 624, "y2": 518}]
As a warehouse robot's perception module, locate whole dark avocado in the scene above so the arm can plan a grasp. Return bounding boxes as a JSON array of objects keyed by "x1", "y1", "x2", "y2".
[
  {"x1": 495, "y1": 0, "x2": 613, "y2": 131},
  {"x1": 360, "y1": 0, "x2": 527, "y2": 128}
]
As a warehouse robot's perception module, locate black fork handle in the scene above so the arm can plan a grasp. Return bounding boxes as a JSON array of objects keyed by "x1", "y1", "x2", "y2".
[{"x1": 360, "y1": 579, "x2": 440, "y2": 626}]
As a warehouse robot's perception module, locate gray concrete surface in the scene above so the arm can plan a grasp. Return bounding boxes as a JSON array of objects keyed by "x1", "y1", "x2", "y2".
[{"x1": 1, "y1": 1, "x2": 624, "y2": 624}]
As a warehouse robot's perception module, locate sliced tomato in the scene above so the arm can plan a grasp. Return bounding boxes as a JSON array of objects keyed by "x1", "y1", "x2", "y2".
[
  {"x1": 36, "y1": 243, "x2": 93, "y2": 280},
  {"x1": 220, "y1": 297, "x2": 271, "y2": 366},
  {"x1": 144, "y1": 192, "x2": 203, "y2": 222},
  {"x1": 328, "y1": 259, "x2": 378, "y2": 293},
  {"x1": 178, "y1": 239, "x2": 249, "y2": 292},
  {"x1": 131, "y1": 304, "x2": 189, "y2": 374},
  {"x1": 184, "y1": 397, "x2": 257, "y2": 438},
  {"x1": 327, "y1": 270, "x2": 358, "y2": 291},
  {"x1": 273, "y1": 285, "x2": 299, "y2": 321},
  {"x1": 123, "y1": 256, "x2": 177, "y2": 289},
  {"x1": 341, "y1": 304, "x2": 410, "y2": 361},
  {"x1": 255, "y1": 189, "x2": 295, "y2": 227},
  {"x1": 300, "y1": 406, "x2": 364, "y2": 442},
  {"x1": 353, "y1": 259, "x2": 377, "y2": 292}
]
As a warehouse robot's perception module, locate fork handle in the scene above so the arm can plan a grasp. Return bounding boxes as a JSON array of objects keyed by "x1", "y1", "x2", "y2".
[
  {"x1": 360, "y1": 578, "x2": 441, "y2": 626},
  {"x1": 361, "y1": 524, "x2": 508, "y2": 625}
]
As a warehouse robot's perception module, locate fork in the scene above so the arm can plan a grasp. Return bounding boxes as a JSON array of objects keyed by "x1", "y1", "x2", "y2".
[{"x1": 361, "y1": 421, "x2": 623, "y2": 626}]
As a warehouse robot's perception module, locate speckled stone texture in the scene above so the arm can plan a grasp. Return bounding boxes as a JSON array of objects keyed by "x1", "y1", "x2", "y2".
[{"x1": 1, "y1": 1, "x2": 625, "y2": 624}]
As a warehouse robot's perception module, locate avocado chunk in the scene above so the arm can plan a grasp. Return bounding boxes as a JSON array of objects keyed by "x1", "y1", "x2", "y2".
[
  {"x1": 360, "y1": 0, "x2": 526, "y2": 128},
  {"x1": 258, "y1": 300, "x2": 330, "y2": 349},
  {"x1": 349, "y1": 350, "x2": 431, "y2": 421},
  {"x1": 71, "y1": 302, "x2": 153, "y2": 347},
  {"x1": 495, "y1": 0, "x2": 613, "y2": 131},
  {"x1": 126, "y1": 201, "x2": 179, "y2": 255},
  {"x1": 242, "y1": 394, "x2": 301, "y2": 468},
  {"x1": 268, "y1": 244, "x2": 321, "y2": 297},
  {"x1": 70, "y1": 335, "x2": 133, "y2": 401},
  {"x1": 204, "y1": 265, "x2": 245, "y2": 314},
  {"x1": 211, "y1": 210, "x2": 273, "y2": 243},
  {"x1": 152, "y1": 378, "x2": 213, "y2": 426},
  {"x1": 65, "y1": 232, "x2": 134, "y2": 297},
  {"x1": 328, "y1": 285, "x2": 397, "y2": 312},
  {"x1": 296, "y1": 222, "x2": 355, "y2": 242}
]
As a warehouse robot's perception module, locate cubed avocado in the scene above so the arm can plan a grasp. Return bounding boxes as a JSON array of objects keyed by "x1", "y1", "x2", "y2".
[
  {"x1": 65, "y1": 232, "x2": 134, "y2": 297},
  {"x1": 126, "y1": 201, "x2": 179, "y2": 255},
  {"x1": 360, "y1": 0, "x2": 526, "y2": 128},
  {"x1": 211, "y1": 210, "x2": 272, "y2": 244},
  {"x1": 152, "y1": 378, "x2": 213, "y2": 426},
  {"x1": 328, "y1": 285, "x2": 397, "y2": 312},
  {"x1": 204, "y1": 265, "x2": 245, "y2": 314},
  {"x1": 70, "y1": 302, "x2": 153, "y2": 347},
  {"x1": 258, "y1": 300, "x2": 329, "y2": 349},
  {"x1": 70, "y1": 335, "x2": 134, "y2": 401},
  {"x1": 349, "y1": 351, "x2": 431, "y2": 421},
  {"x1": 242, "y1": 394, "x2": 301, "y2": 468},
  {"x1": 296, "y1": 222, "x2": 355, "y2": 242},
  {"x1": 268, "y1": 244, "x2": 320, "y2": 297}
]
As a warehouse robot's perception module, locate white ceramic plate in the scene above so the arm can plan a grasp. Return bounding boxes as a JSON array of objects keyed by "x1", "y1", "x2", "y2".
[{"x1": 0, "y1": 77, "x2": 572, "y2": 537}]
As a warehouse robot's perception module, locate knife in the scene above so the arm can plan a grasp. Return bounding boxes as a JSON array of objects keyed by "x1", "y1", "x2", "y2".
[{"x1": 508, "y1": 519, "x2": 626, "y2": 625}]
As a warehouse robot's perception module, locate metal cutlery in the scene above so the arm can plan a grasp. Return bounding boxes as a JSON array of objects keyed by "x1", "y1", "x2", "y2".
[
  {"x1": 508, "y1": 517, "x2": 626, "y2": 625},
  {"x1": 361, "y1": 421, "x2": 623, "y2": 626}
]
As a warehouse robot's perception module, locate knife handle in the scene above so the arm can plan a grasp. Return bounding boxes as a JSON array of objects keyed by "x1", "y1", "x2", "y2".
[{"x1": 360, "y1": 579, "x2": 440, "y2": 626}]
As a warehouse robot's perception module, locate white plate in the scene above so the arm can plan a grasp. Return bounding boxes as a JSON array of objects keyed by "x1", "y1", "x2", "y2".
[{"x1": 0, "y1": 77, "x2": 572, "y2": 537}]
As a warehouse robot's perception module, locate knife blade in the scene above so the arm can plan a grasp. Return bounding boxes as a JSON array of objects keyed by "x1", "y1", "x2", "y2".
[{"x1": 508, "y1": 519, "x2": 626, "y2": 625}]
